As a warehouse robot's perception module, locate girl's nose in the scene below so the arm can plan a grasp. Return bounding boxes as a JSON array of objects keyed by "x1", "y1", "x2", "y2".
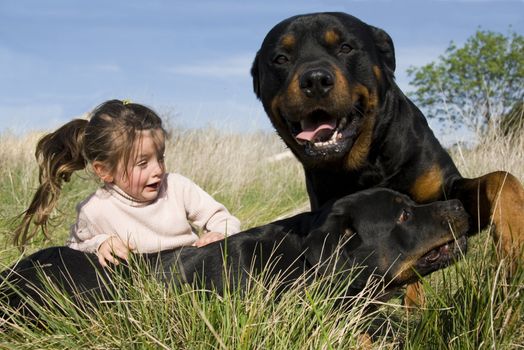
[{"x1": 153, "y1": 159, "x2": 165, "y2": 175}]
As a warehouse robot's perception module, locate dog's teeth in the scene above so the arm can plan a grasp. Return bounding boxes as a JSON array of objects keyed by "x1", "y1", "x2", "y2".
[{"x1": 311, "y1": 132, "x2": 341, "y2": 148}]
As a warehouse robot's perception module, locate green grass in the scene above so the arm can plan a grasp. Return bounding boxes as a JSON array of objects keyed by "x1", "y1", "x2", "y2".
[
  {"x1": 403, "y1": 234, "x2": 524, "y2": 349},
  {"x1": 1, "y1": 127, "x2": 523, "y2": 349}
]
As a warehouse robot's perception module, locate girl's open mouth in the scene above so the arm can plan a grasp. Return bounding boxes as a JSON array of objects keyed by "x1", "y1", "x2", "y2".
[{"x1": 146, "y1": 182, "x2": 161, "y2": 191}]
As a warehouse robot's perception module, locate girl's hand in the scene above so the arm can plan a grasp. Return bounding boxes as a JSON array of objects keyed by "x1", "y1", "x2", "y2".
[
  {"x1": 193, "y1": 232, "x2": 225, "y2": 248},
  {"x1": 97, "y1": 236, "x2": 132, "y2": 267}
]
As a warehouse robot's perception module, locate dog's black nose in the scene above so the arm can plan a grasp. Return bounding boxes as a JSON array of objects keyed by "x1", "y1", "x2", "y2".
[{"x1": 299, "y1": 68, "x2": 334, "y2": 98}]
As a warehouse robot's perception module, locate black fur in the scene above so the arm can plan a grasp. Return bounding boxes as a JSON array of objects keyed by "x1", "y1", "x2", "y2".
[
  {"x1": 1, "y1": 188, "x2": 468, "y2": 319},
  {"x1": 250, "y1": 12, "x2": 524, "y2": 262}
]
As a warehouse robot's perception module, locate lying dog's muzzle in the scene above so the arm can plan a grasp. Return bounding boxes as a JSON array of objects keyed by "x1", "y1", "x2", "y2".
[{"x1": 415, "y1": 235, "x2": 467, "y2": 274}]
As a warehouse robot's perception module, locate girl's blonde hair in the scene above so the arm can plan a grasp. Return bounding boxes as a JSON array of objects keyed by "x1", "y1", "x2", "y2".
[{"x1": 14, "y1": 99, "x2": 166, "y2": 247}]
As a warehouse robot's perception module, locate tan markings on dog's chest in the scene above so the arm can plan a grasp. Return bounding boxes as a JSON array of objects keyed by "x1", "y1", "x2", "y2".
[
  {"x1": 345, "y1": 84, "x2": 378, "y2": 170},
  {"x1": 410, "y1": 165, "x2": 444, "y2": 203}
]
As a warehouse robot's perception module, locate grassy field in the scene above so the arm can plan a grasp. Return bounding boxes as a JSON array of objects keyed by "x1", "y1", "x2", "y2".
[{"x1": 0, "y1": 126, "x2": 523, "y2": 349}]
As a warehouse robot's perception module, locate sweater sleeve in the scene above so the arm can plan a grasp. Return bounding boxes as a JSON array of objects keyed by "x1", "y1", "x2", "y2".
[
  {"x1": 66, "y1": 204, "x2": 112, "y2": 253},
  {"x1": 178, "y1": 175, "x2": 241, "y2": 236}
]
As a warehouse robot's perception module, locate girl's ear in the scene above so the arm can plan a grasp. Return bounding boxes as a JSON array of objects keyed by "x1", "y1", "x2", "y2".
[{"x1": 93, "y1": 161, "x2": 113, "y2": 183}]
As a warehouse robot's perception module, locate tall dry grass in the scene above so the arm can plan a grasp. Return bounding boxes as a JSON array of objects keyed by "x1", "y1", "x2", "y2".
[
  {"x1": 165, "y1": 127, "x2": 306, "y2": 226},
  {"x1": 450, "y1": 130, "x2": 524, "y2": 180},
  {"x1": 0, "y1": 123, "x2": 523, "y2": 348}
]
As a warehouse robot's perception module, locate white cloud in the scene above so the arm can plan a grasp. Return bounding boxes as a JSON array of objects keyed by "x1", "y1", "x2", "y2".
[{"x1": 166, "y1": 54, "x2": 253, "y2": 79}]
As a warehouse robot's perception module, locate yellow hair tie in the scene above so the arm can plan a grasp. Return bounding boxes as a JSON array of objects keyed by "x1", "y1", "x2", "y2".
[{"x1": 122, "y1": 99, "x2": 132, "y2": 105}]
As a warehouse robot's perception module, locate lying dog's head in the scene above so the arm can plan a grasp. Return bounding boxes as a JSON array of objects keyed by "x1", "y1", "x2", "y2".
[
  {"x1": 305, "y1": 188, "x2": 469, "y2": 291},
  {"x1": 252, "y1": 12, "x2": 396, "y2": 169}
]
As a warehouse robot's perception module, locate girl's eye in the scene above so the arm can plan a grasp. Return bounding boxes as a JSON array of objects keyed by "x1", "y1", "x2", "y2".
[
  {"x1": 137, "y1": 161, "x2": 147, "y2": 168},
  {"x1": 339, "y1": 43, "x2": 352, "y2": 54},
  {"x1": 397, "y1": 209, "x2": 411, "y2": 224},
  {"x1": 274, "y1": 54, "x2": 289, "y2": 65}
]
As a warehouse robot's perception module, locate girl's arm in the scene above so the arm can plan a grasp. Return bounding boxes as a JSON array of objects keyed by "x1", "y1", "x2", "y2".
[
  {"x1": 66, "y1": 199, "x2": 112, "y2": 253},
  {"x1": 181, "y1": 176, "x2": 241, "y2": 237},
  {"x1": 67, "y1": 213, "x2": 112, "y2": 253},
  {"x1": 67, "y1": 208, "x2": 132, "y2": 266}
]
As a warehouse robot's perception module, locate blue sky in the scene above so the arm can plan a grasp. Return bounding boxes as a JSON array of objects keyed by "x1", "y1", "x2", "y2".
[{"x1": 1, "y1": 0, "x2": 523, "y2": 143}]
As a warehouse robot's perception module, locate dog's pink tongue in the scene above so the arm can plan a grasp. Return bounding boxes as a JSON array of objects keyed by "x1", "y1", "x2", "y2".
[{"x1": 296, "y1": 120, "x2": 336, "y2": 142}]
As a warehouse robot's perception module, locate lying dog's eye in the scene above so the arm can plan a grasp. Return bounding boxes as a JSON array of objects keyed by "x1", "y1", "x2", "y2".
[
  {"x1": 397, "y1": 209, "x2": 411, "y2": 224},
  {"x1": 274, "y1": 54, "x2": 289, "y2": 65},
  {"x1": 339, "y1": 44, "x2": 352, "y2": 54}
]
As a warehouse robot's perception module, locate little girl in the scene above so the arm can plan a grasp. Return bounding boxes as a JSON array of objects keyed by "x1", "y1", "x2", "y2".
[{"x1": 15, "y1": 99, "x2": 241, "y2": 267}]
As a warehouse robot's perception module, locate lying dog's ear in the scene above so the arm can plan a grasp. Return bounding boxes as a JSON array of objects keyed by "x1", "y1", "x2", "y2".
[
  {"x1": 303, "y1": 200, "x2": 362, "y2": 274},
  {"x1": 251, "y1": 52, "x2": 261, "y2": 98},
  {"x1": 303, "y1": 228, "x2": 362, "y2": 277},
  {"x1": 370, "y1": 26, "x2": 396, "y2": 74},
  {"x1": 303, "y1": 230, "x2": 341, "y2": 272}
]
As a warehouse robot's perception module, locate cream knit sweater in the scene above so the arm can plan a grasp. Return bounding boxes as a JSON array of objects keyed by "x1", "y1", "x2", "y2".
[{"x1": 67, "y1": 173, "x2": 241, "y2": 253}]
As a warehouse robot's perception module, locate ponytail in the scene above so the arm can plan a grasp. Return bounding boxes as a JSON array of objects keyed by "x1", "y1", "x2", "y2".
[{"x1": 14, "y1": 119, "x2": 88, "y2": 248}]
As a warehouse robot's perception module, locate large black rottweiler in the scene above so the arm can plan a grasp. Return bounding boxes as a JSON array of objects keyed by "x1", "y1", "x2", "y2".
[
  {"x1": 1, "y1": 189, "x2": 468, "y2": 320},
  {"x1": 251, "y1": 12, "x2": 524, "y2": 269}
]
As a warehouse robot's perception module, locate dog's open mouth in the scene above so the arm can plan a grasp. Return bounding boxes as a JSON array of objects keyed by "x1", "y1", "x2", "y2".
[
  {"x1": 287, "y1": 109, "x2": 361, "y2": 157},
  {"x1": 416, "y1": 235, "x2": 467, "y2": 271}
]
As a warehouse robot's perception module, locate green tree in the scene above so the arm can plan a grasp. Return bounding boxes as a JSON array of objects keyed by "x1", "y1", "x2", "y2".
[{"x1": 407, "y1": 30, "x2": 524, "y2": 137}]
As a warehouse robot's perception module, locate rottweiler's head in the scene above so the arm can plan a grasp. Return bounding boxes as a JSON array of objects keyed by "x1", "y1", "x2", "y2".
[
  {"x1": 305, "y1": 188, "x2": 469, "y2": 292},
  {"x1": 252, "y1": 12, "x2": 395, "y2": 168}
]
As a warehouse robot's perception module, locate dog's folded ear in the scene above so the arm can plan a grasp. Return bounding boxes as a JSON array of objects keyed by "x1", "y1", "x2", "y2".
[
  {"x1": 303, "y1": 230, "x2": 340, "y2": 270},
  {"x1": 370, "y1": 26, "x2": 396, "y2": 74},
  {"x1": 303, "y1": 211, "x2": 362, "y2": 273},
  {"x1": 303, "y1": 229, "x2": 363, "y2": 281},
  {"x1": 251, "y1": 52, "x2": 261, "y2": 98},
  {"x1": 303, "y1": 195, "x2": 364, "y2": 275}
]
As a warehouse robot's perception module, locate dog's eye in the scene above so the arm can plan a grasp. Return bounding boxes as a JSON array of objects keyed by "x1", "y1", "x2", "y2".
[
  {"x1": 339, "y1": 44, "x2": 352, "y2": 54},
  {"x1": 273, "y1": 54, "x2": 289, "y2": 65},
  {"x1": 397, "y1": 209, "x2": 411, "y2": 224}
]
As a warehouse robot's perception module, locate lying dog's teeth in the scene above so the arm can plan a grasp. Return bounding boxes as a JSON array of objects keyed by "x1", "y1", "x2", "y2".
[{"x1": 425, "y1": 249, "x2": 441, "y2": 263}]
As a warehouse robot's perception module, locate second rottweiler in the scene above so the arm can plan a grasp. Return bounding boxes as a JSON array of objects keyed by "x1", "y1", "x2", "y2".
[{"x1": 1, "y1": 189, "x2": 468, "y2": 320}]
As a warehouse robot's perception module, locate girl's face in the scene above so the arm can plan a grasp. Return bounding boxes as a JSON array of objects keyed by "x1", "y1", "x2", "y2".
[{"x1": 113, "y1": 129, "x2": 166, "y2": 202}]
